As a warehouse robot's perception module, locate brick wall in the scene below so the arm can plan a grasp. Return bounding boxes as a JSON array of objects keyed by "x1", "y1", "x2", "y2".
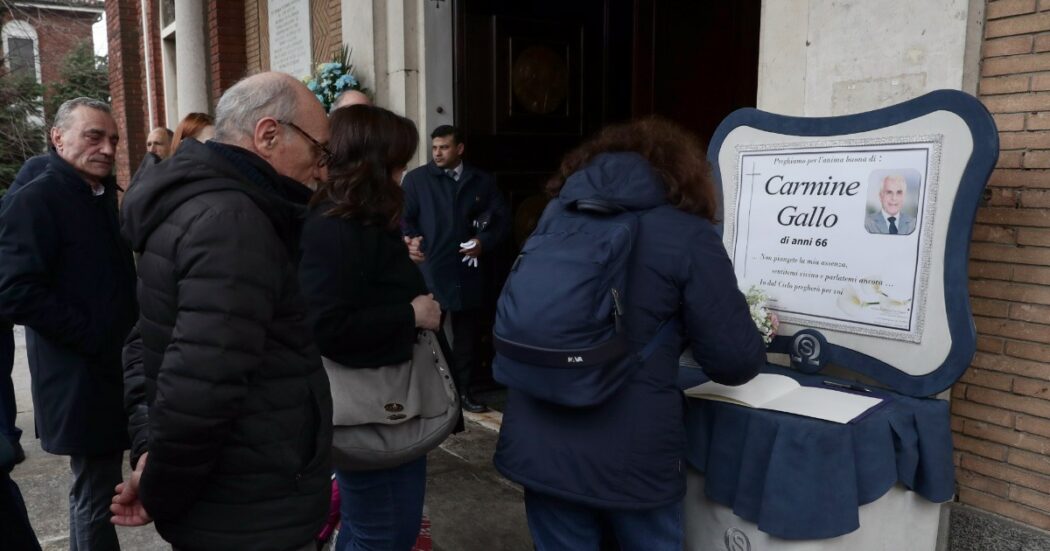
[
  {"x1": 1, "y1": 8, "x2": 100, "y2": 116},
  {"x1": 209, "y1": 0, "x2": 247, "y2": 100},
  {"x1": 34, "y1": 11, "x2": 96, "y2": 100},
  {"x1": 245, "y1": 0, "x2": 268, "y2": 73},
  {"x1": 956, "y1": 0, "x2": 1050, "y2": 532},
  {"x1": 106, "y1": 0, "x2": 148, "y2": 189}
]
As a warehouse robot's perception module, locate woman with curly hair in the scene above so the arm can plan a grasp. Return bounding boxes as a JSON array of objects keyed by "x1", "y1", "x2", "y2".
[
  {"x1": 493, "y1": 117, "x2": 766, "y2": 549},
  {"x1": 298, "y1": 104, "x2": 442, "y2": 550}
]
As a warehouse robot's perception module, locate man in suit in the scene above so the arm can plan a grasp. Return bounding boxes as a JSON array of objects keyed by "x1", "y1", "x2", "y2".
[
  {"x1": 865, "y1": 174, "x2": 916, "y2": 235},
  {"x1": 403, "y1": 125, "x2": 510, "y2": 413}
]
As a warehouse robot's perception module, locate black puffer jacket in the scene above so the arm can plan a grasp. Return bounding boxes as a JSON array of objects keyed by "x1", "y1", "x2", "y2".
[{"x1": 120, "y1": 140, "x2": 333, "y2": 551}]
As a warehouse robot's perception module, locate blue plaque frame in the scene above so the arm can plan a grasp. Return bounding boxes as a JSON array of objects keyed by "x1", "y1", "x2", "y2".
[{"x1": 707, "y1": 90, "x2": 998, "y2": 397}]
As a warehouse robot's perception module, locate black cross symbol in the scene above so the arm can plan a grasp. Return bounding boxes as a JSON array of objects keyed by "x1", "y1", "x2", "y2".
[{"x1": 744, "y1": 162, "x2": 761, "y2": 189}]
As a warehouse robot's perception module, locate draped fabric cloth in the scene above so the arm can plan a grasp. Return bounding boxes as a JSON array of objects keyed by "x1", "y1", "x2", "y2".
[{"x1": 678, "y1": 365, "x2": 954, "y2": 540}]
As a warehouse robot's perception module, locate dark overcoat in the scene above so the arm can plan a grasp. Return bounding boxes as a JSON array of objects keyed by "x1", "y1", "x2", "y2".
[
  {"x1": 402, "y1": 161, "x2": 510, "y2": 312},
  {"x1": 0, "y1": 151, "x2": 137, "y2": 455}
]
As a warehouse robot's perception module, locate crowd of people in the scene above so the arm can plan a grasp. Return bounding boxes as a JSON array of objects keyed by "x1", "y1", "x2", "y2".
[{"x1": 0, "y1": 70, "x2": 764, "y2": 551}]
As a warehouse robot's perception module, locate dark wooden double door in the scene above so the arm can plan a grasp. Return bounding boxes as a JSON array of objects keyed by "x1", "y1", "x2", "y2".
[{"x1": 453, "y1": 0, "x2": 761, "y2": 388}]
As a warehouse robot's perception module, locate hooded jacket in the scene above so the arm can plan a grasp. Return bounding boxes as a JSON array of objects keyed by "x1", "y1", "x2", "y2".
[
  {"x1": 120, "y1": 139, "x2": 332, "y2": 551},
  {"x1": 493, "y1": 152, "x2": 765, "y2": 509}
]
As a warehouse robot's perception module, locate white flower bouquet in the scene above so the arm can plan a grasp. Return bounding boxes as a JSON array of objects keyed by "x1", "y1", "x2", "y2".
[{"x1": 745, "y1": 286, "x2": 779, "y2": 346}]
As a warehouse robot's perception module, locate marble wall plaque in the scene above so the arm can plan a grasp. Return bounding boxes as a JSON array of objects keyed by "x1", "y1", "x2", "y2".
[{"x1": 268, "y1": 0, "x2": 312, "y2": 79}]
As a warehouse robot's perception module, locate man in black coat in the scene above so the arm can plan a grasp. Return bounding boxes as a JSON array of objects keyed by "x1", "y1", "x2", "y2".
[
  {"x1": 0, "y1": 152, "x2": 52, "y2": 467},
  {"x1": 0, "y1": 98, "x2": 138, "y2": 550},
  {"x1": 112, "y1": 72, "x2": 334, "y2": 551},
  {"x1": 403, "y1": 125, "x2": 510, "y2": 413}
]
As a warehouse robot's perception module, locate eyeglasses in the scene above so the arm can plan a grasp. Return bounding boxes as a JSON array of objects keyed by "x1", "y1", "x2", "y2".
[{"x1": 277, "y1": 119, "x2": 332, "y2": 168}]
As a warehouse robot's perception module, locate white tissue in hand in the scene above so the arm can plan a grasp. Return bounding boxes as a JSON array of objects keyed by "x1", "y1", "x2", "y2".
[{"x1": 459, "y1": 240, "x2": 477, "y2": 250}]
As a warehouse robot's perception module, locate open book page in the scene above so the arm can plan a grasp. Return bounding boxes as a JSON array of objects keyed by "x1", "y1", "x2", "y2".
[
  {"x1": 684, "y1": 373, "x2": 799, "y2": 407},
  {"x1": 761, "y1": 386, "x2": 883, "y2": 424},
  {"x1": 684, "y1": 373, "x2": 884, "y2": 423}
]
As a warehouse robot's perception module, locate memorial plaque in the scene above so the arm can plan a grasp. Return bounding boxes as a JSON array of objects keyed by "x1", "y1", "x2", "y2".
[
  {"x1": 709, "y1": 90, "x2": 998, "y2": 396},
  {"x1": 268, "y1": 0, "x2": 312, "y2": 79},
  {"x1": 728, "y1": 138, "x2": 941, "y2": 343}
]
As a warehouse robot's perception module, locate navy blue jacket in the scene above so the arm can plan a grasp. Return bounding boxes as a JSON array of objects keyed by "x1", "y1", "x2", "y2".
[
  {"x1": 493, "y1": 153, "x2": 765, "y2": 509},
  {"x1": 0, "y1": 151, "x2": 137, "y2": 455},
  {"x1": 402, "y1": 161, "x2": 509, "y2": 311}
]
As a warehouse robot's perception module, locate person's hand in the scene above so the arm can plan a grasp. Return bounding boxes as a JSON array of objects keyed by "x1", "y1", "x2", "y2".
[
  {"x1": 111, "y1": 453, "x2": 152, "y2": 526},
  {"x1": 411, "y1": 294, "x2": 441, "y2": 330},
  {"x1": 459, "y1": 238, "x2": 482, "y2": 258},
  {"x1": 404, "y1": 236, "x2": 426, "y2": 264}
]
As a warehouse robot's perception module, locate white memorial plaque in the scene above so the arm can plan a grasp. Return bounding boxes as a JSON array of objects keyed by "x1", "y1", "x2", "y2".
[
  {"x1": 268, "y1": 0, "x2": 312, "y2": 79},
  {"x1": 727, "y1": 137, "x2": 942, "y2": 344}
]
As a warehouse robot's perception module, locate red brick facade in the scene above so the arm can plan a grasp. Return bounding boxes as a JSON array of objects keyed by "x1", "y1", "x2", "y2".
[
  {"x1": 208, "y1": 0, "x2": 247, "y2": 103},
  {"x1": 956, "y1": 0, "x2": 1050, "y2": 532},
  {"x1": 107, "y1": 0, "x2": 253, "y2": 188},
  {"x1": 1, "y1": 6, "x2": 100, "y2": 115},
  {"x1": 106, "y1": 0, "x2": 147, "y2": 189}
]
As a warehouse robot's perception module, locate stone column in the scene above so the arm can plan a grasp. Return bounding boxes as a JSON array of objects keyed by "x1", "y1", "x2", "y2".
[
  {"x1": 174, "y1": 0, "x2": 210, "y2": 118},
  {"x1": 341, "y1": 0, "x2": 433, "y2": 167}
]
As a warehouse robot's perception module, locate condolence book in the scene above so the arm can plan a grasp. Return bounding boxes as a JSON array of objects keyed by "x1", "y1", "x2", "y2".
[{"x1": 684, "y1": 374, "x2": 884, "y2": 424}]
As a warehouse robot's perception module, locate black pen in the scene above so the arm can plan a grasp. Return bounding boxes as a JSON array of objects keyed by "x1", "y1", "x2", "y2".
[{"x1": 822, "y1": 380, "x2": 872, "y2": 393}]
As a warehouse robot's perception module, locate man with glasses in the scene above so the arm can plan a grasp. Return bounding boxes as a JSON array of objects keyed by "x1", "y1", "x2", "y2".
[{"x1": 113, "y1": 72, "x2": 333, "y2": 551}]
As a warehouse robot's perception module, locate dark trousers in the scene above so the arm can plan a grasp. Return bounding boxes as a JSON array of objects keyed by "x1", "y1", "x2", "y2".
[
  {"x1": 447, "y1": 309, "x2": 481, "y2": 397},
  {"x1": 68, "y1": 453, "x2": 123, "y2": 551},
  {"x1": 0, "y1": 324, "x2": 20, "y2": 446},
  {"x1": 176, "y1": 542, "x2": 315, "y2": 551},
  {"x1": 2, "y1": 471, "x2": 41, "y2": 550},
  {"x1": 334, "y1": 455, "x2": 427, "y2": 551},
  {"x1": 524, "y1": 490, "x2": 682, "y2": 551}
]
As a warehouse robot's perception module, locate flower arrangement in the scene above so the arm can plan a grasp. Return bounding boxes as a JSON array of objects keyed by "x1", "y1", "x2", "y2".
[
  {"x1": 836, "y1": 282, "x2": 912, "y2": 316},
  {"x1": 745, "y1": 285, "x2": 779, "y2": 346},
  {"x1": 303, "y1": 45, "x2": 368, "y2": 113}
]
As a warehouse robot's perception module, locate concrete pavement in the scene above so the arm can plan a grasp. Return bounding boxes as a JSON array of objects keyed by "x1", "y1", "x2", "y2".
[{"x1": 7, "y1": 326, "x2": 532, "y2": 550}]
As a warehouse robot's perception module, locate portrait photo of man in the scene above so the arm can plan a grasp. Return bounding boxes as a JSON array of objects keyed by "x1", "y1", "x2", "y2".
[{"x1": 864, "y1": 173, "x2": 919, "y2": 235}]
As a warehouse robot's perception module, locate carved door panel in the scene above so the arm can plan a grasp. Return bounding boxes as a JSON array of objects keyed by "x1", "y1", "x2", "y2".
[{"x1": 456, "y1": 0, "x2": 632, "y2": 247}]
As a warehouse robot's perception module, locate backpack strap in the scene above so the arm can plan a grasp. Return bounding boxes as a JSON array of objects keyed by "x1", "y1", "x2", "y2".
[
  {"x1": 493, "y1": 334, "x2": 629, "y2": 368},
  {"x1": 639, "y1": 317, "x2": 682, "y2": 362}
]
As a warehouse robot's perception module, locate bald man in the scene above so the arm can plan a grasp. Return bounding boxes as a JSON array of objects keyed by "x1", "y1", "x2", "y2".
[
  {"x1": 114, "y1": 72, "x2": 333, "y2": 551},
  {"x1": 865, "y1": 175, "x2": 916, "y2": 235},
  {"x1": 331, "y1": 89, "x2": 372, "y2": 111},
  {"x1": 145, "y1": 127, "x2": 173, "y2": 159}
]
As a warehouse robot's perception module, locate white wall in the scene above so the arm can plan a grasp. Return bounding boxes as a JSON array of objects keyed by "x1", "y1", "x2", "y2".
[
  {"x1": 757, "y1": 0, "x2": 986, "y2": 116},
  {"x1": 341, "y1": 0, "x2": 448, "y2": 168}
]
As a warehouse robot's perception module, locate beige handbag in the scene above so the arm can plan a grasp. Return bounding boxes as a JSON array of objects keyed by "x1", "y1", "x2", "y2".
[{"x1": 323, "y1": 330, "x2": 459, "y2": 470}]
